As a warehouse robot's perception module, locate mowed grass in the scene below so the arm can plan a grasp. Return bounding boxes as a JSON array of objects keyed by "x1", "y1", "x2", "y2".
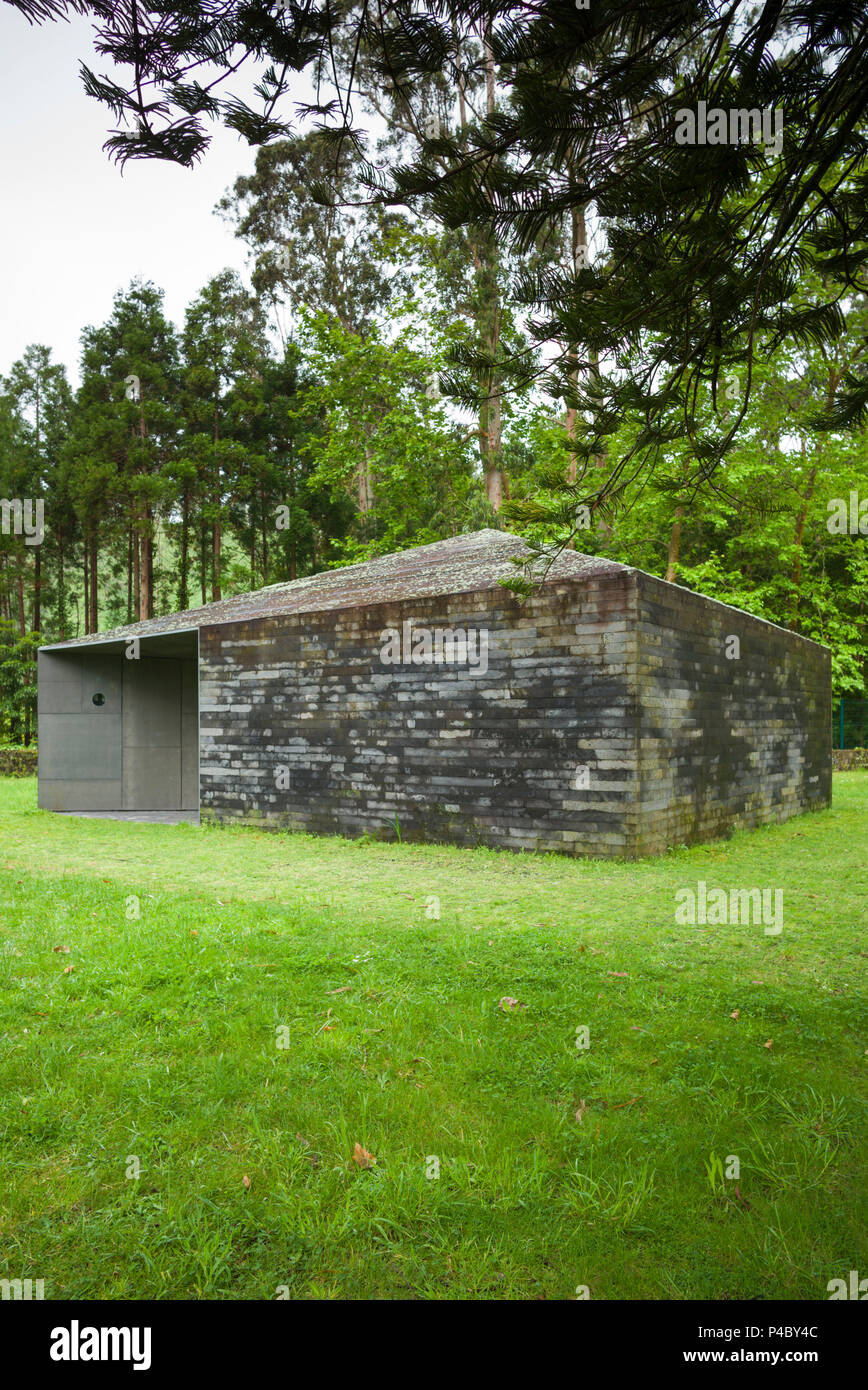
[{"x1": 0, "y1": 776, "x2": 865, "y2": 1301}]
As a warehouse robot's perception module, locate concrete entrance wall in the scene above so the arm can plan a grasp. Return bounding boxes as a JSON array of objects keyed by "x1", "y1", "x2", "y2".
[
  {"x1": 37, "y1": 636, "x2": 198, "y2": 813},
  {"x1": 38, "y1": 648, "x2": 124, "y2": 810},
  {"x1": 121, "y1": 657, "x2": 198, "y2": 810}
]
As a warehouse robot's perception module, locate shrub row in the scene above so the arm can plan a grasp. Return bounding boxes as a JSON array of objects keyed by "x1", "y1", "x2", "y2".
[
  {"x1": 832, "y1": 748, "x2": 868, "y2": 770},
  {"x1": 0, "y1": 747, "x2": 38, "y2": 776}
]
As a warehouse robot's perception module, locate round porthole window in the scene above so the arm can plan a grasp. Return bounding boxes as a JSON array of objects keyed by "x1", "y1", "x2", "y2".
[{"x1": 92, "y1": 693, "x2": 106, "y2": 706}]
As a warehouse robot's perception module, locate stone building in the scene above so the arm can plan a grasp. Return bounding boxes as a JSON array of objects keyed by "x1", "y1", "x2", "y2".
[{"x1": 36, "y1": 529, "x2": 831, "y2": 856}]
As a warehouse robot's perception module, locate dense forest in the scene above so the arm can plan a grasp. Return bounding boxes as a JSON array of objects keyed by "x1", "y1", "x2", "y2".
[{"x1": 2, "y1": 2, "x2": 867, "y2": 745}]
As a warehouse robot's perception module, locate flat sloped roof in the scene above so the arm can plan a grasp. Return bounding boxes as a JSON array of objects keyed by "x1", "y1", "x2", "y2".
[{"x1": 40, "y1": 529, "x2": 629, "y2": 651}]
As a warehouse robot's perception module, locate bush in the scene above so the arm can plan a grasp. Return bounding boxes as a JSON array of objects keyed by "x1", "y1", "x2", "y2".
[
  {"x1": 0, "y1": 747, "x2": 38, "y2": 776},
  {"x1": 832, "y1": 748, "x2": 868, "y2": 770}
]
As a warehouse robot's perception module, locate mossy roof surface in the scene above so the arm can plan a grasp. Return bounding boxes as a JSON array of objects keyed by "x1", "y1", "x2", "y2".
[{"x1": 41, "y1": 529, "x2": 628, "y2": 650}]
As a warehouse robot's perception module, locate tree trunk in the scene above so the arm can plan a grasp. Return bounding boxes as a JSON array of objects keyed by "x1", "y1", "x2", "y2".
[
  {"x1": 591, "y1": 346, "x2": 611, "y2": 544},
  {"x1": 134, "y1": 525, "x2": 141, "y2": 621},
  {"x1": 261, "y1": 485, "x2": 268, "y2": 585},
  {"x1": 484, "y1": 440, "x2": 504, "y2": 510},
  {"x1": 564, "y1": 127, "x2": 611, "y2": 544},
  {"x1": 791, "y1": 454, "x2": 818, "y2": 631},
  {"x1": 135, "y1": 396, "x2": 150, "y2": 617},
  {"x1": 141, "y1": 522, "x2": 153, "y2": 619},
  {"x1": 83, "y1": 544, "x2": 90, "y2": 636},
  {"x1": 212, "y1": 388, "x2": 222, "y2": 601},
  {"x1": 478, "y1": 30, "x2": 505, "y2": 513},
  {"x1": 127, "y1": 526, "x2": 134, "y2": 624},
  {"x1": 474, "y1": 228, "x2": 506, "y2": 512},
  {"x1": 564, "y1": 200, "x2": 587, "y2": 485},
  {"x1": 179, "y1": 491, "x2": 189, "y2": 611},
  {"x1": 89, "y1": 533, "x2": 98, "y2": 633},
  {"x1": 357, "y1": 443, "x2": 374, "y2": 516},
  {"x1": 212, "y1": 517, "x2": 221, "y2": 602},
  {"x1": 665, "y1": 505, "x2": 684, "y2": 583},
  {"x1": 33, "y1": 547, "x2": 41, "y2": 633},
  {"x1": 454, "y1": 15, "x2": 467, "y2": 129},
  {"x1": 57, "y1": 526, "x2": 65, "y2": 641},
  {"x1": 288, "y1": 443, "x2": 296, "y2": 580}
]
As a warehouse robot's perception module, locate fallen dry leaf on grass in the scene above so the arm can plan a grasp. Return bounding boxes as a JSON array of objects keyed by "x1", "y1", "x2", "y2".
[
  {"x1": 730, "y1": 1009, "x2": 740, "y2": 1020},
  {"x1": 352, "y1": 1143, "x2": 376, "y2": 1169},
  {"x1": 763, "y1": 1039, "x2": 773, "y2": 1050},
  {"x1": 327, "y1": 985, "x2": 352, "y2": 995},
  {"x1": 575, "y1": 1099, "x2": 587, "y2": 1124},
  {"x1": 53, "y1": 946, "x2": 70, "y2": 954},
  {"x1": 62, "y1": 965, "x2": 74, "y2": 975},
  {"x1": 498, "y1": 996, "x2": 525, "y2": 1012},
  {"x1": 242, "y1": 1174, "x2": 250, "y2": 1190}
]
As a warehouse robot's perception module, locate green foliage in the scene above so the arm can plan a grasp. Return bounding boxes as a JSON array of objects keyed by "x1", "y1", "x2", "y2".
[
  {"x1": 505, "y1": 277, "x2": 868, "y2": 694},
  {"x1": 0, "y1": 622, "x2": 39, "y2": 745},
  {"x1": 297, "y1": 307, "x2": 481, "y2": 562},
  {"x1": 219, "y1": 130, "x2": 410, "y2": 342},
  {"x1": 0, "y1": 747, "x2": 38, "y2": 776}
]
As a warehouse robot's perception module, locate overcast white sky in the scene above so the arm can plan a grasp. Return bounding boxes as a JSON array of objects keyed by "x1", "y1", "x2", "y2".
[{"x1": 0, "y1": 6, "x2": 279, "y2": 385}]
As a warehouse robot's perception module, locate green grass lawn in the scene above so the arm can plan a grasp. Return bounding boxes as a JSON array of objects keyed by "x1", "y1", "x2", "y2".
[{"x1": 0, "y1": 775, "x2": 865, "y2": 1300}]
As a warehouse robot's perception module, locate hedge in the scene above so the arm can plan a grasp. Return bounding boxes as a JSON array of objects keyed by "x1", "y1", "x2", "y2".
[
  {"x1": 0, "y1": 747, "x2": 38, "y2": 776},
  {"x1": 832, "y1": 748, "x2": 868, "y2": 770}
]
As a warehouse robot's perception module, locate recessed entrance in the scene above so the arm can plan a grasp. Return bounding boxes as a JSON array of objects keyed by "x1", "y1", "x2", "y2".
[{"x1": 37, "y1": 630, "x2": 198, "y2": 815}]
